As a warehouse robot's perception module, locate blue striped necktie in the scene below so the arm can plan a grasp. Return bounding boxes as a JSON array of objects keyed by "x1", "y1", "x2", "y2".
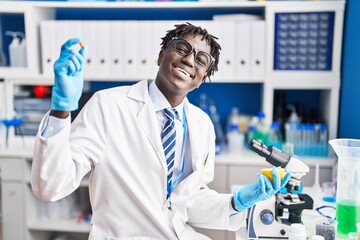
[{"x1": 161, "y1": 108, "x2": 176, "y2": 198}]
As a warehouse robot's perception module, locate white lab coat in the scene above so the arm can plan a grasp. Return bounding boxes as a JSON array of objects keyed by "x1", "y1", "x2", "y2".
[{"x1": 32, "y1": 80, "x2": 245, "y2": 239}]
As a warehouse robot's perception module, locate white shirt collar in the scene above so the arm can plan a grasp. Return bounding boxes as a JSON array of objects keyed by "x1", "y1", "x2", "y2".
[{"x1": 149, "y1": 80, "x2": 184, "y2": 122}]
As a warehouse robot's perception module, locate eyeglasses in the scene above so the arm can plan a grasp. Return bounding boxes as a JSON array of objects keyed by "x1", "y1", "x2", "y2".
[{"x1": 170, "y1": 37, "x2": 215, "y2": 70}]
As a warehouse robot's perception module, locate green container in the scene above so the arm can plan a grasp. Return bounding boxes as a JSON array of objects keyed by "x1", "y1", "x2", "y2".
[
  {"x1": 336, "y1": 201, "x2": 360, "y2": 237},
  {"x1": 329, "y1": 139, "x2": 360, "y2": 239}
]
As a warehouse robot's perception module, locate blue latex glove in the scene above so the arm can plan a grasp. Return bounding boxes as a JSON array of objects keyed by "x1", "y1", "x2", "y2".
[
  {"x1": 233, "y1": 167, "x2": 292, "y2": 212},
  {"x1": 52, "y1": 38, "x2": 87, "y2": 111}
]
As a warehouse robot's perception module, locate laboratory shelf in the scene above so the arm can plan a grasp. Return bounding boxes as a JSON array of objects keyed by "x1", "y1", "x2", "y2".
[{"x1": 4, "y1": 1, "x2": 267, "y2": 9}]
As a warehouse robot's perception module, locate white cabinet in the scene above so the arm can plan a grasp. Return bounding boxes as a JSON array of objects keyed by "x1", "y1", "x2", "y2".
[
  {"x1": 0, "y1": 153, "x2": 90, "y2": 240},
  {"x1": 2, "y1": 183, "x2": 25, "y2": 240},
  {"x1": 0, "y1": 158, "x2": 26, "y2": 240},
  {"x1": 0, "y1": 0, "x2": 345, "y2": 142},
  {"x1": 0, "y1": 1, "x2": 345, "y2": 240},
  {"x1": 262, "y1": 1, "x2": 345, "y2": 140}
]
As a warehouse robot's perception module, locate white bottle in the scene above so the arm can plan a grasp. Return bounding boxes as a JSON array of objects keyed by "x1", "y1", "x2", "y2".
[
  {"x1": 289, "y1": 223, "x2": 307, "y2": 240},
  {"x1": 227, "y1": 124, "x2": 244, "y2": 154},
  {"x1": 17, "y1": 32, "x2": 27, "y2": 67},
  {"x1": 227, "y1": 108, "x2": 244, "y2": 153},
  {"x1": 6, "y1": 31, "x2": 21, "y2": 67},
  {"x1": 311, "y1": 235, "x2": 325, "y2": 240}
]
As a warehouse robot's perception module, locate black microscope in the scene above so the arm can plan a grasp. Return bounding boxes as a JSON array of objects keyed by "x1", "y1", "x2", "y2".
[{"x1": 247, "y1": 139, "x2": 314, "y2": 239}]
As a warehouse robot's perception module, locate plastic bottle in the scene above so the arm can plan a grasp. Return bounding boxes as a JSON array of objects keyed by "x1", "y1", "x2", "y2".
[
  {"x1": 227, "y1": 124, "x2": 244, "y2": 154},
  {"x1": 6, "y1": 31, "x2": 21, "y2": 67},
  {"x1": 285, "y1": 105, "x2": 300, "y2": 148},
  {"x1": 227, "y1": 108, "x2": 244, "y2": 154},
  {"x1": 268, "y1": 121, "x2": 283, "y2": 149},
  {"x1": 287, "y1": 105, "x2": 300, "y2": 124},
  {"x1": 5, "y1": 31, "x2": 26, "y2": 67},
  {"x1": 18, "y1": 32, "x2": 27, "y2": 67},
  {"x1": 289, "y1": 223, "x2": 307, "y2": 240},
  {"x1": 227, "y1": 107, "x2": 239, "y2": 131},
  {"x1": 252, "y1": 111, "x2": 269, "y2": 144}
]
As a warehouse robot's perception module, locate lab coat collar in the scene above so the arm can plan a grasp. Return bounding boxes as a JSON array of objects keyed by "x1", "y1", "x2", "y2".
[
  {"x1": 128, "y1": 80, "x2": 168, "y2": 174},
  {"x1": 127, "y1": 79, "x2": 151, "y2": 103},
  {"x1": 183, "y1": 98, "x2": 204, "y2": 171}
]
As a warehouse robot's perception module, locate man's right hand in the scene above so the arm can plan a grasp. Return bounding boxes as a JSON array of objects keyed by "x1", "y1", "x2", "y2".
[{"x1": 51, "y1": 38, "x2": 87, "y2": 112}]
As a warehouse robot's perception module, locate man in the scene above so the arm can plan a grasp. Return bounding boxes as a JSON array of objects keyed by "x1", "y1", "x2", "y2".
[{"x1": 32, "y1": 22, "x2": 291, "y2": 239}]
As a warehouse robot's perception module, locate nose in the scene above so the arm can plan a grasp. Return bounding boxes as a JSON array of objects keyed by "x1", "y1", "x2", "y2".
[{"x1": 181, "y1": 51, "x2": 196, "y2": 68}]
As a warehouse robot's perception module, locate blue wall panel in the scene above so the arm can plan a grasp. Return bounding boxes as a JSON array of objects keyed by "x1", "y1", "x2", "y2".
[{"x1": 339, "y1": 0, "x2": 360, "y2": 139}]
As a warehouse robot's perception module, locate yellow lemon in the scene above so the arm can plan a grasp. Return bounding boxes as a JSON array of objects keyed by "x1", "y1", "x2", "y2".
[{"x1": 261, "y1": 168, "x2": 286, "y2": 183}]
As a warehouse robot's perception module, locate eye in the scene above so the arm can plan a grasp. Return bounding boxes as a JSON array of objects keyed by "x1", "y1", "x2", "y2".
[
  {"x1": 196, "y1": 57, "x2": 207, "y2": 68},
  {"x1": 176, "y1": 46, "x2": 188, "y2": 55},
  {"x1": 175, "y1": 41, "x2": 191, "y2": 56},
  {"x1": 196, "y1": 52, "x2": 210, "y2": 68}
]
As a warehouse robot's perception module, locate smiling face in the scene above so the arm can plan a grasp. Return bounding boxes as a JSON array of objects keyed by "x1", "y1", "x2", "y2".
[{"x1": 155, "y1": 34, "x2": 211, "y2": 106}]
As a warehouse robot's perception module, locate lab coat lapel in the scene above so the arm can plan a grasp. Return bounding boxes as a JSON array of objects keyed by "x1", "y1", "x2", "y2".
[
  {"x1": 127, "y1": 80, "x2": 167, "y2": 173},
  {"x1": 184, "y1": 99, "x2": 204, "y2": 172}
]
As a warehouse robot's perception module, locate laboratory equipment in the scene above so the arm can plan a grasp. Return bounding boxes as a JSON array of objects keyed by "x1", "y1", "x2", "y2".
[
  {"x1": 247, "y1": 139, "x2": 313, "y2": 239},
  {"x1": 252, "y1": 111, "x2": 269, "y2": 144},
  {"x1": 288, "y1": 223, "x2": 306, "y2": 240},
  {"x1": 5, "y1": 31, "x2": 27, "y2": 67},
  {"x1": 321, "y1": 181, "x2": 336, "y2": 203},
  {"x1": 329, "y1": 139, "x2": 360, "y2": 239},
  {"x1": 227, "y1": 107, "x2": 245, "y2": 154},
  {"x1": 1, "y1": 117, "x2": 23, "y2": 148}
]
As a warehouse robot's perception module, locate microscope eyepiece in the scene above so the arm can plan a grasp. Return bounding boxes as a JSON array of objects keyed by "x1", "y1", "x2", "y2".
[
  {"x1": 249, "y1": 139, "x2": 271, "y2": 158},
  {"x1": 249, "y1": 139, "x2": 291, "y2": 168}
]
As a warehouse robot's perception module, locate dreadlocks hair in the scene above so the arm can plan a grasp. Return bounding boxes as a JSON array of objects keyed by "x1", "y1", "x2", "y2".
[{"x1": 160, "y1": 22, "x2": 221, "y2": 82}]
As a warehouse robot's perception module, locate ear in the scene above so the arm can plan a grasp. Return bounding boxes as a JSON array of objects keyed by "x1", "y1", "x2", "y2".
[
  {"x1": 157, "y1": 50, "x2": 164, "y2": 66},
  {"x1": 202, "y1": 75, "x2": 207, "y2": 82}
]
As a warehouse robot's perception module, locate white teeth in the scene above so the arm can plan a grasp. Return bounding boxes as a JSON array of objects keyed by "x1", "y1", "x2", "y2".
[{"x1": 177, "y1": 67, "x2": 189, "y2": 76}]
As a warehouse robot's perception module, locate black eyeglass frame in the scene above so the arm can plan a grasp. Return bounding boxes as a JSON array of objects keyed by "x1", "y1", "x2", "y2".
[{"x1": 168, "y1": 37, "x2": 215, "y2": 71}]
